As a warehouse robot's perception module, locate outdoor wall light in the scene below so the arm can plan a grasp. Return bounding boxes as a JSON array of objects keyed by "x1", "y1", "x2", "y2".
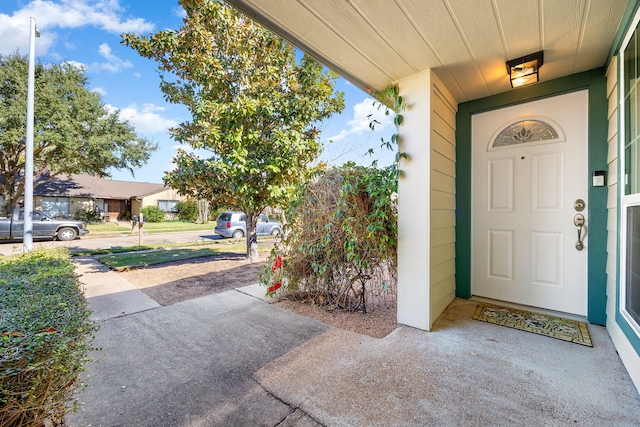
[{"x1": 506, "y1": 51, "x2": 544, "y2": 88}]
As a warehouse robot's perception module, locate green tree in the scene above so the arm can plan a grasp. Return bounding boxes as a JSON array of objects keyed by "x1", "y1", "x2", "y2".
[
  {"x1": 122, "y1": 0, "x2": 344, "y2": 262},
  {"x1": 0, "y1": 52, "x2": 157, "y2": 215}
]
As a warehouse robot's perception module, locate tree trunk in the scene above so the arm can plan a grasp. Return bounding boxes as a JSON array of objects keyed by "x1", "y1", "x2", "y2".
[{"x1": 245, "y1": 212, "x2": 260, "y2": 263}]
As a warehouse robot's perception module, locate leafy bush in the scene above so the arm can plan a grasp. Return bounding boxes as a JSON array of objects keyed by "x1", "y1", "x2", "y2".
[
  {"x1": 0, "y1": 249, "x2": 97, "y2": 426},
  {"x1": 73, "y1": 208, "x2": 103, "y2": 224},
  {"x1": 140, "y1": 206, "x2": 165, "y2": 222},
  {"x1": 262, "y1": 165, "x2": 397, "y2": 313},
  {"x1": 176, "y1": 200, "x2": 199, "y2": 222}
]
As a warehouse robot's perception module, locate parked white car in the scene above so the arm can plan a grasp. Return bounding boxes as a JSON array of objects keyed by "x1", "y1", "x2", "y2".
[{"x1": 214, "y1": 211, "x2": 282, "y2": 239}]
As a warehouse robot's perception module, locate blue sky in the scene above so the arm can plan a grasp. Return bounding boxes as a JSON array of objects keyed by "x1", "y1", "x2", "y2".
[{"x1": 0, "y1": 0, "x2": 396, "y2": 184}]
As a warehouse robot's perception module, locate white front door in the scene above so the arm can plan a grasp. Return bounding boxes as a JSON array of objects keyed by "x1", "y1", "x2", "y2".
[{"x1": 471, "y1": 90, "x2": 588, "y2": 316}]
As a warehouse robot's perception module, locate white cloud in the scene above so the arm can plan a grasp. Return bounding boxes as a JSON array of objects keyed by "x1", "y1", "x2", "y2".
[
  {"x1": 92, "y1": 86, "x2": 107, "y2": 96},
  {"x1": 327, "y1": 98, "x2": 394, "y2": 142},
  {"x1": 172, "y1": 6, "x2": 187, "y2": 19},
  {"x1": 62, "y1": 59, "x2": 86, "y2": 70},
  {"x1": 0, "y1": 0, "x2": 154, "y2": 55},
  {"x1": 85, "y1": 42, "x2": 132, "y2": 73},
  {"x1": 133, "y1": 72, "x2": 141, "y2": 78},
  {"x1": 109, "y1": 103, "x2": 178, "y2": 135}
]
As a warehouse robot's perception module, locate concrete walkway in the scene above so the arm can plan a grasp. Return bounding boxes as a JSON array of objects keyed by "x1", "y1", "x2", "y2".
[
  {"x1": 68, "y1": 259, "x2": 640, "y2": 426},
  {"x1": 67, "y1": 261, "x2": 329, "y2": 426}
]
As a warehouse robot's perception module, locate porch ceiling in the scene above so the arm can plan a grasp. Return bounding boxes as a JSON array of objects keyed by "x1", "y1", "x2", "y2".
[{"x1": 225, "y1": 0, "x2": 628, "y2": 103}]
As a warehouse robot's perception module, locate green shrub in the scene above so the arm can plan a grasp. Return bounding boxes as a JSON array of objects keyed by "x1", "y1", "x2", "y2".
[
  {"x1": 0, "y1": 249, "x2": 97, "y2": 426},
  {"x1": 73, "y1": 208, "x2": 103, "y2": 224},
  {"x1": 140, "y1": 206, "x2": 165, "y2": 222},
  {"x1": 176, "y1": 200, "x2": 199, "y2": 222}
]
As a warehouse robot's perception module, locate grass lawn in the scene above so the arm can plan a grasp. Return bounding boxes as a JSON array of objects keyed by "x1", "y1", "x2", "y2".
[
  {"x1": 87, "y1": 223, "x2": 131, "y2": 233},
  {"x1": 73, "y1": 237, "x2": 275, "y2": 256},
  {"x1": 87, "y1": 221, "x2": 213, "y2": 234},
  {"x1": 98, "y1": 247, "x2": 223, "y2": 270},
  {"x1": 142, "y1": 221, "x2": 213, "y2": 233}
]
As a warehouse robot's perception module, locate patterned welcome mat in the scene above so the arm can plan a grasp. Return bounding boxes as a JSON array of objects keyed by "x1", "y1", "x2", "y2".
[{"x1": 472, "y1": 303, "x2": 592, "y2": 347}]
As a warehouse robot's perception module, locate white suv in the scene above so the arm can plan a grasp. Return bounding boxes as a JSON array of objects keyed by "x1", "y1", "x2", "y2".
[{"x1": 214, "y1": 211, "x2": 282, "y2": 238}]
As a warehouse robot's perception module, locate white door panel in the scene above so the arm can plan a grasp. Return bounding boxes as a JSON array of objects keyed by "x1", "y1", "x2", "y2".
[{"x1": 472, "y1": 90, "x2": 588, "y2": 315}]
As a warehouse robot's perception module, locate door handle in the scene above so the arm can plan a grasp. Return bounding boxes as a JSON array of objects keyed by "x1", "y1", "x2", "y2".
[{"x1": 574, "y1": 214, "x2": 585, "y2": 251}]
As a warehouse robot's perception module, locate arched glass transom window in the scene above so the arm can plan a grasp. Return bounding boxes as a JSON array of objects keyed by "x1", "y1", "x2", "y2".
[{"x1": 491, "y1": 119, "x2": 561, "y2": 149}]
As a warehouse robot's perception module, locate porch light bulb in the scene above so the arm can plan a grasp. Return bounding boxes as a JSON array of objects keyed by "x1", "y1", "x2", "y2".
[{"x1": 506, "y1": 51, "x2": 543, "y2": 88}]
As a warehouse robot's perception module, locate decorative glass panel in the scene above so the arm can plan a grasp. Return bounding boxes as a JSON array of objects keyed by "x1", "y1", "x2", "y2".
[{"x1": 492, "y1": 120, "x2": 559, "y2": 148}]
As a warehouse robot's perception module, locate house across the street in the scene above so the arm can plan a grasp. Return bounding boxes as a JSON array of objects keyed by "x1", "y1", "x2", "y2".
[{"x1": 30, "y1": 174, "x2": 185, "y2": 221}]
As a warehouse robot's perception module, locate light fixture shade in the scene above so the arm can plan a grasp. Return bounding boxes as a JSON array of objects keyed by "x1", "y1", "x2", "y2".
[{"x1": 506, "y1": 51, "x2": 544, "y2": 88}]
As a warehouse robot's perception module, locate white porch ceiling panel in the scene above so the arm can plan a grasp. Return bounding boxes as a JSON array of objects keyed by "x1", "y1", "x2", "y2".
[{"x1": 225, "y1": 0, "x2": 628, "y2": 103}]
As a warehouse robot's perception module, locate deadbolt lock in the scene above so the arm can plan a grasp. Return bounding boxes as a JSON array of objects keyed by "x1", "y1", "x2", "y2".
[{"x1": 574, "y1": 199, "x2": 585, "y2": 212}]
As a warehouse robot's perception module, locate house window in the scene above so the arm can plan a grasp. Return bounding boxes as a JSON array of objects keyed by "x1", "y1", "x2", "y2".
[
  {"x1": 158, "y1": 200, "x2": 178, "y2": 212},
  {"x1": 620, "y1": 16, "x2": 640, "y2": 337},
  {"x1": 41, "y1": 197, "x2": 70, "y2": 218}
]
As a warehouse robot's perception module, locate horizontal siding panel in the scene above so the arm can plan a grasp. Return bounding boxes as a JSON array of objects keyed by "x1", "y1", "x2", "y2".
[
  {"x1": 430, "y1": 275, "x2": 455, "y2": 304},
  {"x1": 608, "y1": 113, "x2": 618, "y2": 142},
  {"x1": 430, "y1": 259, "x2": 455, "y2": 285},
  {"x1": 431, "y1": 243, "x2": 455, "y2": 266},
  {"x1": 431, "y1": 226, "x2": 456, "y2": 246},
  {"x1": 432, "y1": 150, "x2": 456, "y2": 177},
  {"x1": 608, "y1": 208, "x2": 618, "y2": 232},
  {"x1": 432, "y1": 92, "x2": 456, "y2": 130},
  {"x1": 431, "y1": 170, "x2": 455, "y2": 193},
  {"x1": 432, "y1": 132, "x2": 456, "y2": 162},
  {"x1": 431, "y1": 209, "x2": 455, "y2": 228},
  {"x1": 606, "y1": 57, "x2": 617, "y2": 98},
  {"x1": 608, "y1": 160, "x2": 618, "y2": 186},
  {"x1": 430, "y1": 290, "x2": 455, "y2": 326},
  {"x1": 431, "y1": 189, "x2": 456, "y2": 210},
  {"x1": 433, "y1": 80, "x2": 458, "y2": 117},
  {"x1": 432, "y1": 112, "x2": 455, "y2": 144},
  {"x1": 608, "y1": 137, "x2": 618, "y2": 164},
  {"x1": 608, "y1": 93, "x2": 617, "y2": 120},
  {"x1": 608, "y1": 184, "x2": 618, "y2": 209},
  {"x1": 607, "y1": 231, "x2": 618, "y2": 257}
]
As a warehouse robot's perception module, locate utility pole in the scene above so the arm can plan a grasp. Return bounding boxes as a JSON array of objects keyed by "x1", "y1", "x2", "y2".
[{"x1": 24, "y1": 17, "x2": 39, "y2": 252}]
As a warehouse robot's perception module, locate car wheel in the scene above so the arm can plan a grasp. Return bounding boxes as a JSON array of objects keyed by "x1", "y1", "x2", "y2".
[
  {"x1": 232, "y1": 229, "x2": 244, "y2": 239},
  {"x1": 271, "y1": 228, "x2": 281, "y2": 236},
  {"x1": 57, "y1": 227, "x2": 78, "y2": 241}
]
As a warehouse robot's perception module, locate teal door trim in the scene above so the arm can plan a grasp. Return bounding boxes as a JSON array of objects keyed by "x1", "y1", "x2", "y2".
[{"x1": 455, "y1": 69, "x2": 608, "y2": 324}]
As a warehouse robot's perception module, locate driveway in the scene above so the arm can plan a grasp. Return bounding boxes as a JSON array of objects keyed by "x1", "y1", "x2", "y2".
[{"x1": 67, "y1": 259, "x2": 329, "y2": 426}]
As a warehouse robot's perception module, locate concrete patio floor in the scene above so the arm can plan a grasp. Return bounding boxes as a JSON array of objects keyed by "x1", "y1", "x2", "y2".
[
  {"x1": 256, "y1": 298, "x2": 640, "y2": 426},
  {"x1": 68, "y1": 258, "x2": 640, "y2": 426}
]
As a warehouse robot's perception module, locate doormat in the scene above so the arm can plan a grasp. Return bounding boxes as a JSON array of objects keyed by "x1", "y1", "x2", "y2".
[{"x1": 472, "y1": 303, "x2": 592, "y2": 347}]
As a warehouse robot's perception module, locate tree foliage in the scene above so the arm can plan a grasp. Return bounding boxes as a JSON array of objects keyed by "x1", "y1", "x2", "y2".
[
  {"x1": 0, "y1": 52, "x2": 157, "y2": 214},
  {"x1": 175, "y1": 199, "x2": 199, "y2": 222},
  {"x1": 122, "y1": 0, "x2": 344, "y2": 261}
]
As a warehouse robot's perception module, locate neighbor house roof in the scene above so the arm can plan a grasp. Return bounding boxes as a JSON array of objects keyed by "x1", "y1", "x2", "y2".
[{"x1": 33, "y1": 174, "x2": 169, "y2": 200}]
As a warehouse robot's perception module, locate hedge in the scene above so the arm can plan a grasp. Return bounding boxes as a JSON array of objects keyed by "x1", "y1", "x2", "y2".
[{"x1": 0, "y1": 249, "x2": 97, "y2": 426}]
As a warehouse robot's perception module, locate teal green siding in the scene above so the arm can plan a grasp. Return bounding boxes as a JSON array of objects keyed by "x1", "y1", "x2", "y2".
[{"x1": 455, "y1": 69, "x2": 609, "y2": 324}]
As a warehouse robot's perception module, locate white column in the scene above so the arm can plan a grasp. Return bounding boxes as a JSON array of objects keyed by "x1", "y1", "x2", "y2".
[{"x1": 397, "y1": 69, "x2": 432, "y2": 330}]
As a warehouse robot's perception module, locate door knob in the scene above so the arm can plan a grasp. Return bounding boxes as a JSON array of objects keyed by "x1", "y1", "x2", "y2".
[{"x1": 574, "y1": 213, "x2": 585, "y2": 251}]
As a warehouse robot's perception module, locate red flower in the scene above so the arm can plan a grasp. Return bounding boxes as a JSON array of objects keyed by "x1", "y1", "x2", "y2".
[
  {"x1": 268, "y1": 282, "x2": 282, "y2": 293},
  {"x1": 275, "y1": 255, "x2": 283, "y2": 269}
]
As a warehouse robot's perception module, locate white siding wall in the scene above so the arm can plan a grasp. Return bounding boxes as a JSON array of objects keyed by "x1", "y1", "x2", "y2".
[
  {"x1": 605, "y1": 56, "x2": 640, "y2": 391},
  {"x1": 430, "y1": 76, "x2": 458, "y2": 325},
  {"x1": 398, "y1": 69, "x2": 457, "y2": 331}
]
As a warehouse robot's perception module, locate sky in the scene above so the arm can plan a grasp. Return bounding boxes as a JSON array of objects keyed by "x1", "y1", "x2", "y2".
[{"x1": 0, "y1": 0, "x2": 397, "y2": 184}]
